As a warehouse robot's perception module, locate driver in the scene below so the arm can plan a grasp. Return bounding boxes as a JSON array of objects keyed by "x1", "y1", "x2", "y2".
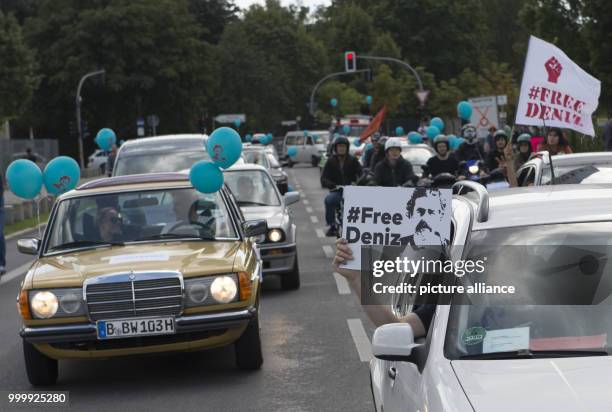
[
  {"x1": 96, "y1": 207, "x2": 124, "y2": 242},
  {"x1": 236, "y1": 176, "x2": 255, "y2": 201},
  {"x1": 162, "y1": 190, "x2": 198, "y2": 234},
  {"x1": 424, "y1": 135, "x2": 459, "y2": 177}
]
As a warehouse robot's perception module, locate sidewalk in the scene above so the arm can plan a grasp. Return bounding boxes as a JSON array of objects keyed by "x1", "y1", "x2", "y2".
[{"x1": 3, "y1": 168, "x2": 104, "y2": 225}]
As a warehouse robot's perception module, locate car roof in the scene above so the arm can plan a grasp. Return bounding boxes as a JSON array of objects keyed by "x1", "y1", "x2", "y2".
[
  {"x1": 524, "y1": 151, "x2": 612, "y2": 168},
  {"x1": 62, "y1": 173, "x2": 193, "y2": 199},
  {"x1": 119, "y1": 134, "x2": 207, "y2": 154},
  {"x1": 224, "y1": 164, "x2": 269, "y2": 173},
  {"x1": 459, "y1": 184, "x2": 612, "y2": 231}
]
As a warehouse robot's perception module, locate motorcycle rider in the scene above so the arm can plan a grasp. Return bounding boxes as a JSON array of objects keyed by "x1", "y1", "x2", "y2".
[
  {"x1": 321, "y1": 136, "x2": 362, "y2": 236},
  {"x1": 374, "y1": 138, "x2": 417, "y2": 187},
  {"x1": 424, "y1": 134, "x2": 459, "y2": 177},
  {"x1": 455, "y1": 123, "x2": 485, "y2": 163},
  {"x1": 486, "y1": 129, "x2": 509, "y2": 171},
  {"x1": 514, "y1": 133, "x2": 532, "y2": 169},
  {"x1": 361, "y1": 132, "x2": 383, "y2": 168}
]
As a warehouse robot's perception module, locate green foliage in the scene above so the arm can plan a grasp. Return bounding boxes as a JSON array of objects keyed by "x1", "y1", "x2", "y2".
[{"x1": 0, "y1": 10, "x2": 38, "y2": 122}]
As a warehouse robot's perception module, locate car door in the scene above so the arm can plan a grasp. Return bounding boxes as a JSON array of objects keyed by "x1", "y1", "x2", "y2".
[
  {"x1": 378, "y1": 200, "x2": 471, "y2": 412},
  {"x1": 294, "y1": 135, "x2": 306, "y2": 163}
]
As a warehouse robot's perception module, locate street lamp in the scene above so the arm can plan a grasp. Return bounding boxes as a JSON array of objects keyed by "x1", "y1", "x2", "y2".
[{"x1": 75, "y1": 69, "x2": 105, "y2": 168}]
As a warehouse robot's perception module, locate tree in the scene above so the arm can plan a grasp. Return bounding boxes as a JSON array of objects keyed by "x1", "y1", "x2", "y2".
[
  {"x1": 188, "y1": 0, "x2": 238, "y2": 44},
  {"x1": 583, "y1": 0, "x2": 612, "y2": 106},
  {"x1": 0, "y1": 11, "x2": 38, "y2": 122}
]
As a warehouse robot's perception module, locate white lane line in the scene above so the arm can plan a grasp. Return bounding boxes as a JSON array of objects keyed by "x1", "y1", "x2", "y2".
[
  {"x1": 310, "y1": 215, "x2": 319, "y2": 223},
  {"x1": 0, "y1": 261, "x2": 34, "y2": 285},
  {"x1": 347, "y1": 319, "x2": 373, "y2": 362},
  {"x1": 302, "y1": 199, "x2": 310, "y2": 205},
  {"x1": 322, "y1": 245, "x2": 334, "y2": 259},
  {"x1": 315, "y1": 228, "x2": 325, "y2": 238},
  {"x1": 305, "y1": 206, "x2": 313, "y2": 213},
  {"x1": 333, "y1": 272, "x2": 351, "y2": 295}
]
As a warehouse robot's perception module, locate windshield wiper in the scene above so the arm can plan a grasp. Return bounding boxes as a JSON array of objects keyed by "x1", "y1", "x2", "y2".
[
  {"x1": 134, "y1": 233, "x2": 215, "y2": 241},
  {"x1": 459, "y1": 349, "x2": 608, "y2": 360},
  {"x1": 50, "y1": 239, "x2": 124, "y2": 251}
]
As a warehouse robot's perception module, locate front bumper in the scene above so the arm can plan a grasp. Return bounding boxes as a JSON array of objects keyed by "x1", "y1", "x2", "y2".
[
  {"x1": 258, "y1": 243, "x2": 297, "y2": 274},
  {"x1": 21, "y1": 308, "x2": 256, "y2": 345}
]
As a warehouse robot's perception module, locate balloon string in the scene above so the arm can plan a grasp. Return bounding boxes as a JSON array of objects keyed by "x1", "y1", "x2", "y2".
[{"x1": 36, "y1": 196, "x2": 42, "y2": 240}]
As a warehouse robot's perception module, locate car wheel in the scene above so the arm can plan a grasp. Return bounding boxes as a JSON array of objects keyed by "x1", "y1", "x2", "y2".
[
  {"x1": 23, "y1": 340, "x2": 58, "y2": 386},
  {"x1": 235, "y1": 314, "x2": 263, "y2": 370},
  {"x1": 100, "y1": 164, "x2": 106, "y2": 175},
  {"x1": 281, "y1": 255, "x2": 300, "y2": 290},
  {"x1": 311, "y1": 156, "x2": 318, "y2": 167}
]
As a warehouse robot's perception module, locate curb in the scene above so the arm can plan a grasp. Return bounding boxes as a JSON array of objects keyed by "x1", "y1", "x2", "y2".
[{"x1": 5, "y1": 223, "x2": 46, "y2": 241}]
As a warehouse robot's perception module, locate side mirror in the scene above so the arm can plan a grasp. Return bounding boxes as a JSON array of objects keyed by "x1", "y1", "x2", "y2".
[
  {"x1": 372, "y1": 323, "x2": 419, "y2": 361},
  {"x1": 242, "y1": 219, "x2": 267, "y2": 237},
  {"x1": 283, "y1": 191, "x2": 300, "y2": 206},
  {"x1": 18, "y1": 238, "x2": 40, "y2": 255}
]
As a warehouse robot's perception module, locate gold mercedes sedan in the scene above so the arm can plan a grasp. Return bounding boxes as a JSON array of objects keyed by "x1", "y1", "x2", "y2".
[{"x1": 16, "y1": 173, "x2": 267, "y2": 386}]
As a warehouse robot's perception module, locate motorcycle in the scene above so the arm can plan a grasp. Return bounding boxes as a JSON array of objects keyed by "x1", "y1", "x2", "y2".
[
  {"x1": 418, "y1": 173, "x2": 457, "y2": 189},
  {"x1": 458, "y1": 160, "x2": 486, "y2": 183}
]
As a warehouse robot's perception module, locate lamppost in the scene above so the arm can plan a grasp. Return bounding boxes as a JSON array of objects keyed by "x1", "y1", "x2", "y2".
[{"x1": 76, "y1": 69, "x2": 105, "y2": 168}]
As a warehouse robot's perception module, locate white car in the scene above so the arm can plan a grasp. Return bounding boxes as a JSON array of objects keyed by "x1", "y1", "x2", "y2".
[
  {"x1": 282, "y1": 130, "x2": 330, "y2": 167},
  {"x1": 371, "y1": 182, "x2": 612, "y2": 412},
  {"x1": 87, "y1": 149, "x2": 108, "y2": 173},
  {"x1": 517, "y1": 151, "x2": 612, "y2": 186}
]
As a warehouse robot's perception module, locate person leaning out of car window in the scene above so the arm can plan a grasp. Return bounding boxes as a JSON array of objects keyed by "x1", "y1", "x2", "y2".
[
  {"x1": 536, "y1": 127, "x2": 573, "y2": 155},
  {"x1": 374, "y1": 138, "x2": 417, "y2": 187}
]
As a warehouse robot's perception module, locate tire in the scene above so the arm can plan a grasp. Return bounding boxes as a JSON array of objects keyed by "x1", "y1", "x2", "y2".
[
  {"x1": 287, "y1": 158, "x2": 294, "y2": 168},
  {"x1": 235, "y1": 314, "x2": 263, "y2": 370},
  {"x1": 281, "y1": 255, "x2": 300, "y2": 290},
  {"x1": 100, "y1": 164, "x2": 106, "y2": 175},
  {"x1": 311, "y1": 156, "x2": 319, "y2": 167},
  {"x1": 23, "y1": 340, "x2": 58, "y2": 386}
]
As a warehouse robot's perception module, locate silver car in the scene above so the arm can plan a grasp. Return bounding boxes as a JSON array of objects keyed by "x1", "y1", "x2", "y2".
[
  {"x1": 224, "y1": 164, "x2": 300, "y2": 290},
  {"x1": 241, "y1": 146, "x2": 289, "y2": 194},
  {"x1": 517, "y1": 151, "x2": 612, "y2": 186},
  {"x1": 112, "y1": 134, "x2": 209, "y2": 176}
]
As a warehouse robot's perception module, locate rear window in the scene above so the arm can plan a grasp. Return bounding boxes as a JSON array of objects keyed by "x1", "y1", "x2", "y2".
[{"x1": 541, "y1": 164, "x2": 612, "y2": 185}]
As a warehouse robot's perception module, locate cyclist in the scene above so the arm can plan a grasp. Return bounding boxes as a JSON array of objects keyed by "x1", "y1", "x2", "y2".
[
  {"x1": 374, "y1": 138, "x2": 417, "y2": 187},
  {"x1": 424, "y1": 135, "x2": 459, "y2": 177},
  {"x1": 320, "y1": 136, "x2": 362, "y2": 236}
]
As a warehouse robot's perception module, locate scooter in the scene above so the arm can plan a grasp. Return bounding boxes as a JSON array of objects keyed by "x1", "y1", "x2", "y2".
[{"x1": 459, "y1": 160, "x2": 486, "y2": 183}]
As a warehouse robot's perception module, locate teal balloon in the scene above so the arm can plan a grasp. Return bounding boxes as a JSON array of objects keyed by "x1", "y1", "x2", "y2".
[
  {"x1": 342, "y1": 125, "x2": 351, "y2": 135},
  {"x1": 448, "y1": 135, "x2": 460, "y2": 150},
  {"x1": 190, "y1": 161, "x2": 223, "y2": 193},
  {"x1": 287, "y1": 146, "x2": 298, "y2": 157},
  {"x1": 6, "y1": 159, "x2": 42, "y2": 199},
  {"x1": 234, "y1": 119, "x2": 241, "y2": 128},
  {"x1": 457, "y1": 101, "x2": 473, "y2": 120},
  {"x1": 287, "y1": 185, "x2": 294, "y2": 192},
  {"x1": 95, "y1": 128, "x2": 116, "y2": 151},
  {"x1": 431, "y1": 117, "x2": 444, "y2": 132},
  {"x1": 303, "y1": 130, "x2": 309, "y2": 137},
  {"x1": 353, "y1": 138, "x2": 361, "y2": 147},
  {"x1": 408, "y1": 133, "x2": 422, "y2": 144},
  {"x1": 395, "y1": 126, "x2": 405, "y2": 136},
  {"x1": 206, "y1": 127, "x2": 243, "y2": 169},
  {"x1": 245, "y1": 134, "x2": 252, "y2": 142},
  {"x1": 330, "y1": 98, "x2": 338, "y2": 107},
  {"x1": 43, "y1": 156, "x2": 80, "y2": 196},
  {"x1": 333, "y1": 133, "x2": 340, "y2": 140},
  {"x1": 365, "y1": 143, "x2": 373, "y2": 152},
  {"x1": 365, "y1": 95, "x2": 373, "y2": 105},
  {"x1": 426, "y1": 125, "x2": 440, "y2": 139}
]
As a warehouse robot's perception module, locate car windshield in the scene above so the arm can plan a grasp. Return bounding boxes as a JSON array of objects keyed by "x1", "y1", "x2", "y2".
[
  {"x1": 114, "y1": 151, "x2": 209, "y2": 175},
  {"x1": 224, "y1": 170, "x2": 280, "y2": 206},
  {"x1": 45, "y1": 188, "x2": 236, "y2": 253},
  {"x1": 541, "y1": 163, "x2": 612, "y2": 185},
  {"x1": 402, "y1": 147, "x2": 434, "y2": 167},
  {"x1": 445, "y1": 222, "x2": 612, "y2": 359},
  {"x1": 242, "y1": 150, "x2": 269, "y2": 167}
]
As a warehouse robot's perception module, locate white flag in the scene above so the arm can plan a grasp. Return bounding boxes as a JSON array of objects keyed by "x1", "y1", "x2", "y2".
[{"x1": 515, "y1": 35, "x2": 601, "y2": 136}]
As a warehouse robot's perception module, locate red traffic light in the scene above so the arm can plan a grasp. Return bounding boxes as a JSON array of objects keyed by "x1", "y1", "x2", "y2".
[
  {"x1": 345, "y1": 51, "x2": 356, "y2": 72},
  {"x1": 347, "y1": 52, "x2": 354, "y2": 60}
]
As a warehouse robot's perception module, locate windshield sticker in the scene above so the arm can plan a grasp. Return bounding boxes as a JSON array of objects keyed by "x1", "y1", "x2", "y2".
[
  {"x1": 462, "y1": 326, "x2": 487, "y2": 346},
  {"x1": 103, "y1": 253, "x2": 170, "y2": 265},
  {"x1": 482, "y1": 327, "x2": 530, "y2": 354}
]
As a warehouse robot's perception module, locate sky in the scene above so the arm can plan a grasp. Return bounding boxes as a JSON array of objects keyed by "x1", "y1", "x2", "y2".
[{"x1": 234, "y1": 0, "x2": 331, "y2": 11}]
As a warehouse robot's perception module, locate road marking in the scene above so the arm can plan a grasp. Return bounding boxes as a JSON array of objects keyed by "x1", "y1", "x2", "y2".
[
  {"x1": 0, "y1": 261, "x2": 34, "y2": 285},
  {"x1": 305, "y1": 206, "x2": 313, "y2": 213},
  {"x1": 333, "y1": 272, "x2": 351, "y2": 295},
  {"x1": 315, "y1": 228, "x2": 325, "y2": 238},
  {"x1": 347, "y1": 319, "x2": 373, "y2": 362},
  {"x1": 310, "y1": 215, "x2": 319, "y2": 223},
  {"x1": 322, "y1": 245, "x2": 334, "y2": 259},
  {"x1": 302, "y1": 199, "x2": 309, "y2": 205}
]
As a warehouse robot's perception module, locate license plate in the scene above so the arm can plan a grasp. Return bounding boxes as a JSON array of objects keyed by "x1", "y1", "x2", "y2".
[{"x1": 96, "y1": 316, "x2": 175, "y2": 339}]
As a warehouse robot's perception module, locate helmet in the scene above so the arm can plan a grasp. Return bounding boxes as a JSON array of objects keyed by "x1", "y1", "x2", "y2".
[
  {"x1": 517, "y1": 133, "x2": 531, "y2": 144},
  {"x1": 385, "y1": 137, "x2": 403, "y2": 152},
  {"x1": 333, "y1": 136, "x2": 349, "y2": 153},
  {"x1": 461, "y1": 123, "x2": 478, "y2": 141},
  {"x1": 372, "y1": 132, "x2": 381, "y2": 142},
  {"x1": 433, "y1": 134, "x2": 449, "y2": 151},
  {"x1": 493, "y1": 129, "x2": 508, "y2": 141}
]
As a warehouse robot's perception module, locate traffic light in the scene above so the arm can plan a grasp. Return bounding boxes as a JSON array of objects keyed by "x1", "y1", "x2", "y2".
[{"x1": 345, "y1": 51, "x2": 356, "y2": 72}]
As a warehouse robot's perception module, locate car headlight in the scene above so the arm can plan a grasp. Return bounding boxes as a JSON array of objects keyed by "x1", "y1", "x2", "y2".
[
  {"x1": 59, "y1": 292, "x2": 82, "y2": 314},
  {"x1": 268, "y1": 229, "x2": 284, "y2": 243},
  {"x1": 210, "y1": 276, "x2": 238, "y2": 304},
  {"x1": 468, "y1": 165, "x2": 479, "y2": 175},
  {"x1": 30, "y1": 291, "x2": 58, "y2": 319},
  {"x1": 186, "y1": 282, "x2": 209, "y2": 305}
]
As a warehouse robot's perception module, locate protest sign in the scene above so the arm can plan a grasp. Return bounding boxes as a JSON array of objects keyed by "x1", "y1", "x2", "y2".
[
  {"x1": 515, "y1": 35, "x2": 601, "y2": 136},
  {"x1": 340, "y1": 186, "x2": 452, "y2": 270}
]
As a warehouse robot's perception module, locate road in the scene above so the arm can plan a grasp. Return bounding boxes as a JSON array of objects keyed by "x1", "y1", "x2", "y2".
[{"x1": 0, "y1": 165, "x2": 376, "y2": 412}]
